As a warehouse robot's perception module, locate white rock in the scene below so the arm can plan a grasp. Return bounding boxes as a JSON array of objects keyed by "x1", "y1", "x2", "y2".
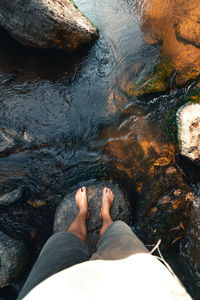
[{"x1": 177, "y1": 102, "x2": 200, "y2": 162}]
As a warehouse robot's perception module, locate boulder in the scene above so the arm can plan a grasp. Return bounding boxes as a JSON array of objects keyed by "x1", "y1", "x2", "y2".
[
  {"x1": 0, "y1": 0, "x2": 99, "y2": 52},
  {"x1": 177, "y1": 103, "x2": 200, "y2": 164},
  {"x1": 0, "y1": 188, "x2": 22, "y2": 206},
  {"x1": 54, "y1": 181, "x2": 131, "y2": 254},
  {"x1": 0, "y1": 231, "x2": 28, "y2": 287}
]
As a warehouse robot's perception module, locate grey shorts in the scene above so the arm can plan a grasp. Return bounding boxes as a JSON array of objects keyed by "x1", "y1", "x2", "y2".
[{"x1": 18, "y1": 221, "x2": 148, "y2": 300}]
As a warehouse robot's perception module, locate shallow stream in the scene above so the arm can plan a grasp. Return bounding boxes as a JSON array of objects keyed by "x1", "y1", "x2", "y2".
[{"x1": 0, "y1": 0, "x2": 199, "y2": 299}]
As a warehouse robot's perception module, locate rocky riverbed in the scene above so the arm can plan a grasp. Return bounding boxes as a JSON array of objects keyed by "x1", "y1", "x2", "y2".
[{"x1": 0, "y1": 0, "x2": 200, "y2": 299}]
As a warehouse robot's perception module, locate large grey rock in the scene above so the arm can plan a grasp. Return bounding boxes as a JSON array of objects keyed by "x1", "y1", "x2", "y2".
[
  {"x1": 54, "y1": 181, "x2": 131, "y2": 254},
  {"x1": 0, "y1": 188, "x2": 22, "y2": 206},
  {"x1": 177, "y1": 103, "x2": 200, "y2": 164},
  {"x1": 0, "y1": 231, "x2": 28, "y2": 287},
  {"x1": 0, "y1": 0, "x2": 99, "y2": 52}
]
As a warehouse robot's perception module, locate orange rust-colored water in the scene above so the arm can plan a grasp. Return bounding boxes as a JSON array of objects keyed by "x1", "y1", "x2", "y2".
[{"x1": 139, "y1": 0, "x2": 200, "y2": 83}]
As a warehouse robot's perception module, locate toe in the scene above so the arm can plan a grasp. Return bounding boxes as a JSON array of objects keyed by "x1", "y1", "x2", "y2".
[
  {"x1": 107, "y1": 188, "x2": 112, "y2": 195},
  {"x1": 104, "y1": 187, "x2": 108, "y2": 193},
  {"x1": 77, "y1": 188, "x2": 81, "y2": 194},
  {"x1": 81, "y1": 186, "x2": 86, "y2": 193}
]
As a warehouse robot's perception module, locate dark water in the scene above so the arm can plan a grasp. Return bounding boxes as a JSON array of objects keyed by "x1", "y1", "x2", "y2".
[
  {"x1": 0, "y1": 0, "x2": 199, "y2": 299},
  {"x1": 0, "y1": 0, "x2": 158, "y2": 234}
]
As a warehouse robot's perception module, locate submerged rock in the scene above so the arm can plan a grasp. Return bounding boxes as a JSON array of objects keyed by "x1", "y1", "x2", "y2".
[
  {"x1": 0, "y1": 188, "x2": 22, "y2": 206},
  {"x1": 177, "y1": 103, "x2": 200, "y2": 164},
  {"x1": 139, "y1": 0, "x2": 200, "y2": 85},
  {"x1": 0, "y1": 231, "x2": 28, "y2": 287},
  {"x1": 0, "y1": 0, "x2": 98, "y2": 52},
  {"x1": 176, "y1": 7, "x2": 200, "y2": 49},
  {"x1": 0, "y1": 130, "x2": 15, "y2": 153},
  {"x1": 99, "y1": 114, "x2": 193, "y2": 251},
  {"x1": 126, "y1": 59, "x2": 174, "y2": 98},
  {"x1": 54, "y1": 181, "x2": 131, "y2": 254}
]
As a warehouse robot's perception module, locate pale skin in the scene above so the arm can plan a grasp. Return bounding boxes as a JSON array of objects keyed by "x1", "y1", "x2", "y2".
[{"x1": 67, "y1": 186, "x2": 114, "y2": 243}]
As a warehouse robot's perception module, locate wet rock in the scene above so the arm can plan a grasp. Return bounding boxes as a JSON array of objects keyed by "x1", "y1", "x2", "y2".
[
  {"x1": 54, "y1": 181, "x2": 131, "y2": 254},
  {"x1": 0, "y1": 231, "x2": 28, "y2": 287},
  {"x1": 177, "y1": 103, "x2": 200, "y2": 164},
  {"x1": 0, "y1": 130, "x2": 15, "y2": 153},
  {"x1": 135, "y1": 159, "x2": 192, "y2": 251},
  {"x1": 0, "y1": 188, "x2": 22, "y2": 206},
  {"x1": 106, "y1": 91, "x2": 128, "y2": 116},
  {"x1": 127, "y1": 58, "x2": 174, "y2": 98},
  {"x1": 179, "y1": 195, "x2": 200, "y2": 297},
  {"x1": 99, "y1": 114, "x2": 192, "y2": 251},
  {"x1": 0, "y1": 0, "x2": 98, "y2": 52}
]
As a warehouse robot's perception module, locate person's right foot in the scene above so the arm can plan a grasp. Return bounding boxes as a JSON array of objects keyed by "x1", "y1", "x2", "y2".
[{"x1": 100, "y1": 187, "x2": 114, "y2": 219}]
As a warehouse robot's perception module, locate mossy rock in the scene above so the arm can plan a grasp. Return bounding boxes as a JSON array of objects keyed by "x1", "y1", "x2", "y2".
[
  {"x1": 54, "y1": 181, "x2": 131, "y2": 255},
  {"x1": 127, "y1": 58, "x2": 174, "y2": 98},
  {"x1": 184, "y1": 89, "x2": 200, "y2": 104}
]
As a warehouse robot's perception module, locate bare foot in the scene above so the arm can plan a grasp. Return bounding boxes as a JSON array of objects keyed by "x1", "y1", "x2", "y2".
[
  {"x1": 76, "y1": 187, "x2": 89, "y2": 219},
  {"x1": 100, "y1": 187, "x2": 114, "y2": 219}
]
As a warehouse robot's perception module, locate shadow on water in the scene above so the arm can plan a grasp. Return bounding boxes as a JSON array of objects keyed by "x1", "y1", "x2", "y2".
[
  {"x1": 0, "y1": 0, "x2": 199, "y2": 299},
  {"x1": 0, "y1": 27, "x2": 89, "y2": 79}
]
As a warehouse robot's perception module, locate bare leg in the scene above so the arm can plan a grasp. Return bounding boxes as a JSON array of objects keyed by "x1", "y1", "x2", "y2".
[
  {"x1": 99, "y1": 187, "x2": 114, "y2": 239},
  {"x1": 67, "y1": 187, "x2": 89, "y2": 243}
]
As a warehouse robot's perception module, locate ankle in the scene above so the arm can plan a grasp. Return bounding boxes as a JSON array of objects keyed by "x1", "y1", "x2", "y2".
[
  {"x1": 99, "y1": 219, "x2": 113, "y2": 239},
  {"x1": 78, "y1": 208, "x2": 89, "y2": 219},
  {"x1": 101, "y1": 212, "x2": 112, "y2": 224},
  {"x1": 100, "y1": 207, "x2": 111, "y2": 219}
]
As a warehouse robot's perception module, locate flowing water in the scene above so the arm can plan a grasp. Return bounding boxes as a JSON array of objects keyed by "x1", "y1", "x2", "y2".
[{"x1": 0, "y1": 0, "x2": 199, "y2": 299}]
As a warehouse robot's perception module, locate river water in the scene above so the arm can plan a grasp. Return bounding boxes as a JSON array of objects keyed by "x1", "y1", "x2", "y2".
[{"x1": 0, "y1": 0, "x2": 199, "y2": 299}]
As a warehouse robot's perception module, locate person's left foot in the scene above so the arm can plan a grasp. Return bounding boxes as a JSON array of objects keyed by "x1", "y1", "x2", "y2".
[
  {"x1": 75, "y1": 187, "x2": 89, "y2": 219},
  {"x1": 100, "y1": 187, "x2": 114, "y2": 220}
]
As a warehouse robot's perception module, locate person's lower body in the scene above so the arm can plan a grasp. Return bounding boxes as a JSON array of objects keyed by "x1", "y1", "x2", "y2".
[
  {"x1": 17, "y1": 220, "x2": 148, "y2": 300},
  {"x1": 91, "y1": 220, "x2": 149, "y2": 260},
  {"x1": 17, "y1": 231, "x2": 89, "y2": 300}
]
